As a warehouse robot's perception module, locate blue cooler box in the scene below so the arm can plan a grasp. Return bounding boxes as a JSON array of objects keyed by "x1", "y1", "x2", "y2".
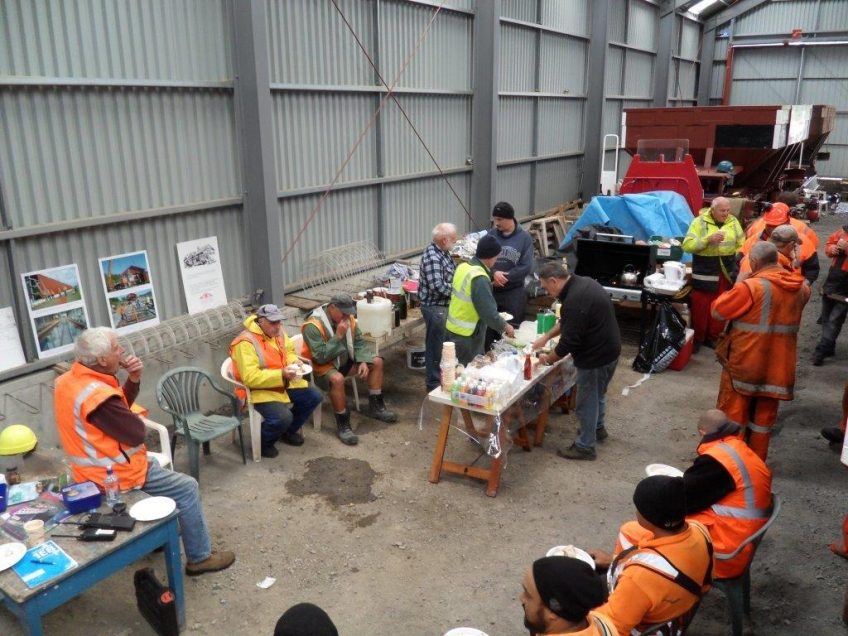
[
  {"x1": 62, "y1": 481, "x2": 102, "y2": 514},
  {"x1": 0, "y1": 474, "x2": 6, "y2": 513}
]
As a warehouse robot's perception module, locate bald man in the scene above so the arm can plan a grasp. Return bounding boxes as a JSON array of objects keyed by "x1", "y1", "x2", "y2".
[{"x1": 683, "y1": 409, "x2": 773, "y2": 579}]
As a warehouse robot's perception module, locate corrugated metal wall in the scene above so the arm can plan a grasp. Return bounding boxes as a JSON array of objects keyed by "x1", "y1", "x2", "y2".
[
  {"x1": 497, "y1": 0, "x2": 590, "y2": 211},
  {"x1": 669, "y1": 14, "x2": 701, "y2": 105},
  {"x1": 712, "y1": 0, "x2": 848, "y2": 177},
  {"x1": 0, "y1": 0, "x2": 246, "y2": 364}
]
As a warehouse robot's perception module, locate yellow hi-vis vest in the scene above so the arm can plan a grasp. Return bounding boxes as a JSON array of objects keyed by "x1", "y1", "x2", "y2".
[{"x1": 446, "y1": 262, "x2": 489, "y2": 336}]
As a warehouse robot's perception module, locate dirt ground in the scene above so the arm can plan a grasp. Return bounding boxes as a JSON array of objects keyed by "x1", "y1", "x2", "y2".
[{"x1": 2, "y1": 214, "x2": 847, "y2": 636}]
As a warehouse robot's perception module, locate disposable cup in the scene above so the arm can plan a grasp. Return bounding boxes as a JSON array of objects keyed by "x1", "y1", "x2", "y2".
[{"x1": 24, "y1": 519, "x2": 45, "y2": 548}]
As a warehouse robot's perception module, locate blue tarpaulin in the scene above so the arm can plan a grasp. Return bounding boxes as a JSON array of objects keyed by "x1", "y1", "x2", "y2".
[{"x1": 561, "y1": 192, "x2": 694, "y2": 259}]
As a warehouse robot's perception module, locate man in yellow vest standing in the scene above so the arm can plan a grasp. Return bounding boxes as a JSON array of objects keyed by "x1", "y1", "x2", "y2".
[
  {"x1": 301, "y1": 294, "x2": 397, "y2": 446},
  {"x1": 54, "y1": 327, "x2": 235, "y2": 576},
  {"x1": 230, "y1": 304, "x2": 323, "y2": 458},
  {"x1": 445, "y1": 234, "x2": 515, "y2": 364}
]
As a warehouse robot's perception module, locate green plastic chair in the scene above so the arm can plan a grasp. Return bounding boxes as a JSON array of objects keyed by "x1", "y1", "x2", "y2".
[
  {"x1": 712, "y1": 494, "x2": 782, "y2": 636},
  {"x1": 156, "y1": 367, "x2": 247, "y2": 480}
]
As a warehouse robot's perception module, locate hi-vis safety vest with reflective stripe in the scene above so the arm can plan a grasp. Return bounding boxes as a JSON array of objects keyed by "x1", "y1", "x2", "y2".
[
  {"x1": 683, "y1": 212, "x2": 745, "y2": 292},
  {"x1": 446, "y1": 262, "x2": 488, "y2": 336},
  {"x1": 746, "y1": 217, "x2": 819, "y2": 252},
  {"x1": 54, "y1": 362, "x2": 147, "y2": 489},
  {"x1": 689, "y1": 438, "x2": 772, "y2": 578},
  {"x1": 229, "y1": 329, "x2": 291, "y2": 403},
  {"x1": 722, "y1": 277, "x2": 805, "y2": 400},
  {"x1": 585, "y1": 611, "x2": 618, "y2": 636},
  {"x1": 300, "y1": 315, "x2": 358, "y2": 376}
]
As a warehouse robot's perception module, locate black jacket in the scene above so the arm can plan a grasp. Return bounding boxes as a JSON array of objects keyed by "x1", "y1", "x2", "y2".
[{"x1": 554, "y1": 275, "x2": 621, "y2": 368}]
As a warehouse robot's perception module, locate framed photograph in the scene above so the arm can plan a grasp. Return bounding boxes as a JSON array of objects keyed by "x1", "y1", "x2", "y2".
[
  {"x1": 20, "y1": 264, "x2": 91, "y2": 359},
  {"x1": 98, "y1": 250, "x2": 160, "y2": 334}
]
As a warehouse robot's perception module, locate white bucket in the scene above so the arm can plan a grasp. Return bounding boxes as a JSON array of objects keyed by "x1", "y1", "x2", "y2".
[{"x1": 407, "y1": 345, "x2": 426, "y2": 370}]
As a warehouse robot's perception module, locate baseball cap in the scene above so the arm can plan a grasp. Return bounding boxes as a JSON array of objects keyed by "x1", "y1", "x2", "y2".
[
  {"x1": 256, "y1": 304, "x2": 284, "y2": 322},
  {"x1": 329, "y1": 294, "x2": 357, "y2": 315}
]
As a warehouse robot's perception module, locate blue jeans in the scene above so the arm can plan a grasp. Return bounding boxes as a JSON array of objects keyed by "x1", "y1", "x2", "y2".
[
  {"x1": 253, "y1": 387, "x2": 322, "y2": 447},
  {"x1": 816, "y1": 295, "x2": 848, "y2": 356},
  {"x1": 574, "y1": 358, "x2": 618, "y2": 451},
  {"x1": 143, "y1": 461, "x2": 211, "y2": 563},
  {"x1": 422, "y1": 304, "x2": 448, "y2": 391}
]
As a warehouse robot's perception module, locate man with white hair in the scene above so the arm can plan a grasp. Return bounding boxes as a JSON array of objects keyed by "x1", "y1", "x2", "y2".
[
  {"x1": 54, "y1": 327, "x2": 235, "y2": 576},
  {"x1": 419, "y1": 222, "x2": 457, "y2": 391}
]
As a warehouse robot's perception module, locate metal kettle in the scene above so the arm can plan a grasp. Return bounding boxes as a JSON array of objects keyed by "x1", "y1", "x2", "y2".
[{"x1": 621, "y1": 264, "x2": 640, "y2": 286}]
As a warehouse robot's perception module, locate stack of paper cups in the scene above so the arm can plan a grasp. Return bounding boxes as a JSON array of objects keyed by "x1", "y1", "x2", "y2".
[
  {"x1": 440, "y1": 342, "x2": 457, "y2": 391},
  {"x1": 841, "y1": 418, "x2": 848, "y2": 467}
]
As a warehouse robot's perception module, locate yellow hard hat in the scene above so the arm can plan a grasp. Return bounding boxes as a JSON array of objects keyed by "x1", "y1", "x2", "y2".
[{"x1": 0, "y1": 424, "x2": 38, "y2": 456}]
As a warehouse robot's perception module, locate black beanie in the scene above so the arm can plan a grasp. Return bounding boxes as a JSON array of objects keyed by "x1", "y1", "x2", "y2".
[
  {"x1": 476, "y1": 234, "x2": 502, "y2": 259},
  {"x1": 492, "y1": 201, "x2": 515, "y2": 219},
  {"x1": 532, "y1": 556, "x2": 608, "y2": 622},
  {"x1": 633, "y1": 475, "x2": 686, "y2": 530},
  {"x1": 274, "y1": 603, "x2": 338, "y2": 636}
]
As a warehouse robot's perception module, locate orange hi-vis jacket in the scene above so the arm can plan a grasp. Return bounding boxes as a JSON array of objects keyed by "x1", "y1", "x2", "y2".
[
  {"x1": 746, "y1": 216, "x2": 819, "y2": 251},
  {"x1": 689, "y1": 437, "x2": 773, "y2": 579},
  {"x1": 711, "y1": 265, "x2": 810, "y2": 400},
  {"x1": 737, "y1": 247, "x2": 796, "y2": 278},
  {"x1": 547, "y1": 610, "x2": 617, "y2": 636},
  {"x1": 825, "y1": 227, "x2": 848, "y2": 273},
  {"x1": 603, "y1": 520, "x2": 713, "y2": 636},
  {"x1": 54, "y1": 362, "x2": 147, "y2": 489},
  {"x1": 300, "y1": 315, "x2": 358, "y2": 376}
]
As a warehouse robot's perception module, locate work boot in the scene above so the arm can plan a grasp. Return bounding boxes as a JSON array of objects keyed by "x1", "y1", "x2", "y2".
[
  {"x1": 596, "y1": 427, "x2": 609, "y2": 442},
  {"x1": 280, "y1": 430, "x2": 305, "y2": 446},
  {"x1": 335, "y1": 411, "x2": 358, "y2": 446},
  {"x1": 557, "y1": 443, "x2": 596, "y2": 461},
  {"x1": 368, "y1": 394, "x2": 398, "y2": 423},
  {"x1": 261, "y1": 445, "x2": 279, "y2": 458},
  {"x1": 813, "y1": 352, "x2": 825, "y2": 366},
  {"x1": 821, "y1": 427, "x2": 845, "y2": 445},
  {"x1": 185, "y1": 550, "x2": 235, "y2": 576}
]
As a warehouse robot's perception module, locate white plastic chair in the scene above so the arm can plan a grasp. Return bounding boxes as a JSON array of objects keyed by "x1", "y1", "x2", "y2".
[
  {"x1": 141, "y1": 417, "x2": 173, "y2": 470},
  {"x1": 219, "y1": 357, "x2": 262, "y2": 463},
  {"x1": 290, "y1": 333, "x2": 359, "y2": 431}
]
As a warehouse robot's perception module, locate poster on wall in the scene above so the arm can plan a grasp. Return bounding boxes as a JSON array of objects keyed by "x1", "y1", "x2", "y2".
[
  {"x1": 20, "y1": 264, "x2": 91, "y2": 359},
  {"x1": 98, "y1": 250, "x2": 160, "y2": 334},
  {"x1": 175, "y1": 236, "x2": 228, "y2": 314},
  {"x1": 0, "y1": 307, "x2": 27, "y2": 372}
]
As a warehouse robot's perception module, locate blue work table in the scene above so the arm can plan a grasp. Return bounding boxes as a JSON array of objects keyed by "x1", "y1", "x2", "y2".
[{"x1": 0, "y1": 492, "x2": 184, "y2": 636}]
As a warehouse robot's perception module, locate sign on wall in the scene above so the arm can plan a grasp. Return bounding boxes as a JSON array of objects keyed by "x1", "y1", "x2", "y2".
[
  {"x1": 0, "y1": 307, "x2": 26, "y2": 372},
  {"x1": 176, "y1": 236, "x2": 228, "y2": 314},
  {"x1": 20, "y1": 264, "x2": 91, "y2": 359},
  {"x1": 98, "y1": 250, "x2": 160, "y2": 334}
]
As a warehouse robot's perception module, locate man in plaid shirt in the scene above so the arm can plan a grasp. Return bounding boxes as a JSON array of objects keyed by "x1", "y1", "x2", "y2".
[{"x1": 419, "y1": 223, "x2": 458, "y2": 391}]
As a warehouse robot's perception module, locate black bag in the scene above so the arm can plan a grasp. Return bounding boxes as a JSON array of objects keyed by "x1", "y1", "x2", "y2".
[
  {"x1": 632, "y1": 301, "x2": 687, "y2": 373},
  {"x1": 134, "y1": 567, "x2": 179, "y2": 636}
]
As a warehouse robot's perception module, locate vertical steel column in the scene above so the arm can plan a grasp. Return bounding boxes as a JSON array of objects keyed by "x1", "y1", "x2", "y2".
[
  {"x1": 529, "y1": 0, "x2": 542, "y2": 213},
  {"x1": 470, "y1": 0, "x2": 500, "y2": 231},
  {"x1": 696, "y1": 23, "x2": 716, "y2": 106},
  {"x1": 232, "y1": 0, "x2": 285, "y2": 306},
  {"x1": 374, "y1": 0, "x2": 386, "y2": 252},
  {"x1": 653, "y1": 9, "x2": 675, "y2": 106},
  {"x1": 582, "y1": 0, "x2": 610, "y2": 198}
]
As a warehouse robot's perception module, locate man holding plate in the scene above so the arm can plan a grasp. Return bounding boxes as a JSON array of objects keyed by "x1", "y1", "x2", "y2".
[{"x1": 230, "y1": 304, "x2": 323, "y2": 458}]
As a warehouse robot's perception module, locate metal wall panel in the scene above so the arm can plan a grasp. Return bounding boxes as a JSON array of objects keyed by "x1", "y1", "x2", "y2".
[
  {"x1": 607, "y1": 0, "x2": 628, "y2": 43},
  {"x1": 820, "y1": 146, "x2": 848, "y2": 178},
  {"x1": 606, "y1": 48, "x2": 625, "y2": 95},
  {"x1": 732, "y1": 1, "x2": 821, "y2": 36},
  {"x1": 497, "y1": 97, "x2": 535, "y2": 161},
  {"x1": 804, "y1": 46, "x2": 848, "y2": 81},
  {"x1": 537, "y1": 99, "x2": 585, "y2": 154},
  {"x1": 711, "y1": 62, "x2": 726, "y2": 100},
  {"x1": 679, "y1": 18, "x2": 700, "y2": 60},
  {"x1": 266, "y1": 0, "x2": 374, "y2": 86},
  {"x1": 603, "y1": 101, "x2": 622, "y2": 138},
  {"x1": 714, "y1": 37, "x2": 728, "y2": 60},
  {"x1": 799, "y1": 79, "x2": 848, "y2": 111},
  {"x1": 500, "y1": 23, "x2": 537, "y2": 92},
  {"x1": 539, "y1": 34, "x2": 588, "y2": 95},
  {"x1": 671, "y1": 60, "x2": 698, "y2": 101},
  {"x1": 825, "y1": 113, "x2": 848, "y2": 145},
  {"x1": 623, "y1": 50, "x2": 655, "y2": 98},
  {"x1": 627, "y1": 0, "x2": 658, "y2": 50},
  {"x1": 380, "y1": 1, "x2": 473, "y2": 90},
  {"x1": 535, "y1": 157, "x2": 582, "y2": 210},
  {"x1": 0, "y1": 0, "x2": 232, "y2": 80},
  {"x1": 732, "y1": 47, "x2": 799, "y2": 80},
  {"x1": 730, "y1": 80, "x2": 796, "y2": 105},
  {"x1": 383, "y1": 174, "x2": 472, "y2": 253},
  {"x1": 381, "y1": 95, "x2": 472, "y2": 176},
  {"x1": 12, "y1": 205, "x2": 248, "y2": 330},
  {"x1": 496, "y1": 165, "x2": 533, "y2": 214},
  {"x1": 501, "y1": 0, "x2": 537, "y2": 22},
  {"x1": 819, "y1": 0, "x2": 848, "y2": 29},
  {"x1": 0, "y1": 246, "x2": 14, "y2": 310},
  {"x1": 271, "y1": 92, "x2": 377, "y2": 191},
  {"x1": 278, "y1": 187, "x2": 379, "y2": 286},
  {"x1": 541, "y1": 0, "x2": 591, "y2": 36},
  {"x1": 0, "y1": 88, "x2": 240, "y2": 228}
]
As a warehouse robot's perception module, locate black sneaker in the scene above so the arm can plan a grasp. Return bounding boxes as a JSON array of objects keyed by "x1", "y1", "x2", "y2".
[
  {"x1": 280, "y1": 431, "x2": 305, "y2": 446},
  {"x1": 596, "y1": 427, "x2": 609, "y2": 442},
  {"x1": 813, "y1": 353, "x2": 825, "y2": 366},
  {"x1": 260, "y1": 445, "x2": 279, "y2": 458},
  {"x1": 557, "y1": 443, "x2": 596, "y2": 461},
  {"x1": 821, "y1": 427, "x2": 845, "y2": 444}
]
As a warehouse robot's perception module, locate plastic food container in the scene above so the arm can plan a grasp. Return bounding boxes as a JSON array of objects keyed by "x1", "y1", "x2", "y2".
[{"x1": 62, "y1": 481, "x2": 103, "y2": 514}]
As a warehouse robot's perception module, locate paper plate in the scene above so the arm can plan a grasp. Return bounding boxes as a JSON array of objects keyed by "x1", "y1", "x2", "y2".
[
  {"x1": 443, "y1": 628, "x2": 490, "y2": 636},
  {"x1": 130, "y1": 496, "x2": 177, "y2": 522},
  {"x1": 499, "y1": 312, "x2": 513, "y2": 322},
  {"x1": 0, "y1": 542, "x2": 27, "y2": 572},
  {"x1": 645, "y1": 463, "x2": 684, "y2": 478},
  {"x1": 545, "y1": 545, "x2": 596, "y2": 570},
  {"x1": 286, "y1": 363, "x2": 313, "y2": 378}
]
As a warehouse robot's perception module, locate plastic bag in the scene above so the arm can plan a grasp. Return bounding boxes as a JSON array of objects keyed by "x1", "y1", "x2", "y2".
[{"x1": 632, "y1": 301, "x2": 687, "y2": 373}]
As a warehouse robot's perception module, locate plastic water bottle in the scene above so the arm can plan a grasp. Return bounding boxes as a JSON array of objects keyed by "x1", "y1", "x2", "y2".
[{"x1": 104, "y1": 465, "x2": 121, "y2": 505}]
